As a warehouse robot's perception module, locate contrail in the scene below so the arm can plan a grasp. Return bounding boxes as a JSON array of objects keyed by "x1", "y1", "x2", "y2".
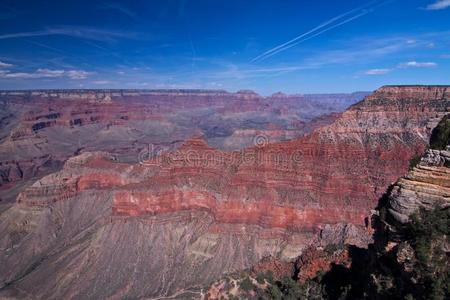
[
  {"x1": 251, "y1": 0, "x2": 386, "y2": 62},
  {"x1": 257, "y1": 11, "x2": 370, "y2": 61},
  {"x1": 251, "y1": 0, "x2": 378, "y2": 62}
]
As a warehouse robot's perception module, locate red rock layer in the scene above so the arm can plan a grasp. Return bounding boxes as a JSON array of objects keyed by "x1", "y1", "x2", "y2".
[
  {"x1": 0, "y1": 89, "x2": 363, "y2": 199},
  {"x1": 252, "y1": 256, "x2": 295, "y2": 280},
  {"x1": 110, "y1": 86, "x2": 450, "y2": 228},
  {"x1": 12, "y1": 86, "x2": 450, "y2": 231},
  {"x1": 295, "y1": 246, "x2": 351, "y2": 282}
]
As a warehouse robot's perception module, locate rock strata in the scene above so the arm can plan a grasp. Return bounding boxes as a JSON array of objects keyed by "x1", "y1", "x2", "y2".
[{"x1": 0, "y1": 86, "x2": 449, "y2": 298}]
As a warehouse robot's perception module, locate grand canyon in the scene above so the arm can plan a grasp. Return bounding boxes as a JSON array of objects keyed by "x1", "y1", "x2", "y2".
[
  {"x1": 0, "y1": 86, "x2": 448, "y2": 299},
  {"x1": 1, "y1": 1, "x2": 449, "y2": 299}
]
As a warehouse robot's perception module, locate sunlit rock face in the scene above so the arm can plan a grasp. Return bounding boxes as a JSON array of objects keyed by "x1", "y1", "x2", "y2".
[
  {"x1": 0, "y1": 86, "x2": 449, "y2": 299},
  {"x1": 386, "y1": 147, "x2": 450, "y2": 227},
  {"x1": 0, "y1": 89, "x2": 365, "y2": 206},
  {"x1": 109, "y1": 86, "x2": 449, "y2": 229}
]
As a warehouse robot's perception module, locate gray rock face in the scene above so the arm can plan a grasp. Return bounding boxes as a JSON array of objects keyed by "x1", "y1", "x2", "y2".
[
  {"x1": 420, "y1": 148, "x2": 450, "y2": 167},
  {"x1": 318, "y1": 223, "x2": 372, "y2": 248}
]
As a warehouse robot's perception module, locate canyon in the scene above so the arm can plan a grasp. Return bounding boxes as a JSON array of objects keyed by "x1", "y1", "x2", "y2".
[
  {"x1": 204, "y1": 108, "x2": 450, "y2": 300},
  {"x1": 0, "y1": 89, "x2": 366, "y2": 208},
  {"x1": 0, "y1": 86, "x2": 449, "y2": 299}
]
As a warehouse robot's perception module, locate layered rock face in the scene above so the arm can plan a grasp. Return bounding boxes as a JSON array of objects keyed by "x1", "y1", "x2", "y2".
[
  {"x1": 113, "y1": 86, "x2": 450, "y2": 225},
  {"x1": 383, "y1": 146, "x2": 450, "y2": 240},
  {"x1": 0, "y1": 153, "x2": 313, "y2": 299},
  {"x1": 0, "y1": 86, "x2": 449, "y2": 299},
  {"x1": 203, "y1": 114, "x2": 450, "y2": 300},
  {"x1": 0, "y1": 89, "x2": 365, "y2": 206}
]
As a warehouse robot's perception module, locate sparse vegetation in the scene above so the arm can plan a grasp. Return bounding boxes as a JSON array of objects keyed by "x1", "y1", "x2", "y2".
[
  {"x1": 256, "y1": 272, "x2": 266, "y2": 284},
  {"x1": 408, "y1": 154, "x2": 422, "y2": 170},
  {"x1": 324, "y1": 243, "x2": 339, "y2": 255},
  {"x1": 430, "y1": 114, "x2": 450, "y2": 150},
  {"x1": 405, "y1": 207, "x2": 450, "y2": 299},
  {"x1": 266, "y1": 207, "x2": 448, "y2": 300},
  {"x1": 255, "y1": 275, "x2": 326, "y2": 300},
  {"x1": 240, "y1": 276, "x2": 255, "y2": 292}
]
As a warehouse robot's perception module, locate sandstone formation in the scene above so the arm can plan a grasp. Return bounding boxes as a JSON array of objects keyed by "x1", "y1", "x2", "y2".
[{"x1": 387, "y1": 147, "x2": 450, "y2": 225}]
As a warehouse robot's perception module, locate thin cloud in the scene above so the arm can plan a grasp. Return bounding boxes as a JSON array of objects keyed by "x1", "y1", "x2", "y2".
[
  {"x1": 0, "y1": 68, "x2": 92, "y2": 79},
  {"x1": 99, "y1": 2, "x2": 136, "y2": 18},
  {"x1": 251, "y1": 0, "x2": 393, "y2": 62},
  {"x1": 302, "y1": 36, "x2": 414, "y2": 68},
  {"x1": 0, "y1": 61, "x2": 13, "y2": 68},
  {"x1": 92, "y1": 80, "x2": 111, "y2": 84},
  {"x1": 426, "y1": 0, "x2": 450, "y2": 10},
  {"x1": 365, "y1": 68, "x2": 392, "y2": 75},
  {"x1": 363, "y1": 60, "x2": 438, "y2": 76},
  {"x1": 0, "y1": 26, "x2": 142, "y2": 42},
  {"x1": 208, "y1": 63, "x2": 316, "y2": 81},
  {"x1": 66, "y1": 70, "x2": 92, "y2": 79},
  {"x1": 398, "y1": 61, "x2": 437, "y2": 68}
]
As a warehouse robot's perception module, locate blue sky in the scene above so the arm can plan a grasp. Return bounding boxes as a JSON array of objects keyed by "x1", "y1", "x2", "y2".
[{"x1": 0, "y1": 0, "x2": 449, "y2": 94}]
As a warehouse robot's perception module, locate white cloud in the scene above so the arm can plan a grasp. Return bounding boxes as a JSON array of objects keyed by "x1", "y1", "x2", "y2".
[
  {"x1": 66, "y1": 70, "x2": 91, "y2": 79},
  {"x1": 364, "y1": 59, "x2": 438, "y2": 76},
  {"x1": 92, "y1": 80, "x2": 111, "y2": 85},
  {"x1": 0, "y1": 61, "x2": 13, "y2": 68},
  {"x1": 426, "y1": 0, "x2": 450, "y2": 10},
  {"x1": 398, "y1": 61, "x2": 437, "y2": 68},
  {"x1": 0, "y1": 68, "x2": 92, "y2": 79},
  {"x1": 36, "y1": 69, "x2": 65, "y2": 77},
  {"x1": 364, "y1": 68, "x2": 392, "y2": 75}
]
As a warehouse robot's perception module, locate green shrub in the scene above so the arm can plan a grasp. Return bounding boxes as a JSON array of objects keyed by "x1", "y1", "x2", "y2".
[
  {"x1": 265, "y1": 271, "x2": 274, "y2": 284},
  {"x1": 406, "y1": 207, "x2": 450, "y2": 299},
  {"x1": 240, "y1": 276, "x2": 255, "y2": 292},
  {"x1": 256, "y1": 273, "x2": 266, "y2": 284},
  {"x1": 324, "y1": 243, "x2": 339, "y2": 254},
  {"x1": 408, "y1": 155, "x2": 422, "y2": 170},
  {"x1": 266, "y1": 284, "x2": 283, "y2": 299},
  {"x1": 430, "y1": 115, "x2": 450, "y2": 150}
]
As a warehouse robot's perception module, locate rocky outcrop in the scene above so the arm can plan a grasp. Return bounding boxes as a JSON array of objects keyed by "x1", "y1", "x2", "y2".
[
  {"x1": 295, "y1": 246, "x2": 351, "y2": 282},
  {"x1": 387, "y1": 148, "x2": 450, "y2": 226}
]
